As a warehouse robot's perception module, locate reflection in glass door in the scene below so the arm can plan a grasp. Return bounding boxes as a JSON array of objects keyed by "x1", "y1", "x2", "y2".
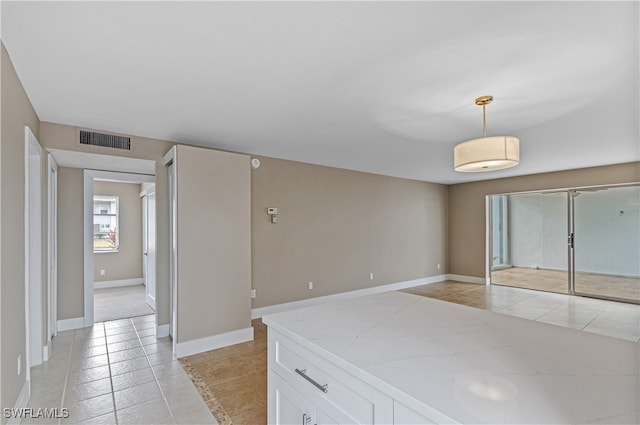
[
  {"x1": 490, "y1": 191, "x2": 569, "y2": 294},
  {"x1": 491, "y1": 195, "x2": 510, "y2": 269},
  {"x1": 572, "y1": 185, "x2": 640, "y2": 303}
]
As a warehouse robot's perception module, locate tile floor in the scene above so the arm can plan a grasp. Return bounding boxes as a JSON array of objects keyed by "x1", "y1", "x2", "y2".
[
  {"x1": 179, "y1": 281, "x2": 640, "y2": 425},
  {"x1": 93, "y1": 285, "x2": 155, "y2": 323},
  {"x1": 25, "y1": 315, "x2": 216, "y2": 425},
  {"x1": 404, "y1": 281, "x2": 640, "y2": 342},
  {"x1": 24, "y1": 282, "x2": 640, "y2": 425},
  {"x1": 491, "y1": 267, "x2": 640, "y2": 302},
  {"x1": 181, "y1": 318, "x2": 267, "y2": 425}
]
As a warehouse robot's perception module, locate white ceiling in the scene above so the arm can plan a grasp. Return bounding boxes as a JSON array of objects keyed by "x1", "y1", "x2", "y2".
[{"x1": 2, "y1": 1, "x2": 638, "y2": 184}]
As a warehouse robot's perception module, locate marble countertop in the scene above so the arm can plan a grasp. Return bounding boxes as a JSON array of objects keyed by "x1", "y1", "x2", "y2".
[{"x1": 262, "y1": 291, "x2": 639, "y2": 424}]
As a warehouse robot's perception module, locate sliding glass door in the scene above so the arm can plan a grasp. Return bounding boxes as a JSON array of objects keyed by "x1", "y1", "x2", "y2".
[
  {"x1": 572, "y1": 185, "x2": 640, "y2": 302},
  {"x1": 489, "y1": 184, "x2": 640, "y2": 304},
  {"x1": 490, "y1": 191, "x2": 569, "y2": 294}
]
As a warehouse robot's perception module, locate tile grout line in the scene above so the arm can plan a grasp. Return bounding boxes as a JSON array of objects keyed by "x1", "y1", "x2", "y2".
[
  {"x1": 59, "y1": 332, "x2": 76, "y2": 425},
  {"x1": 105, "y1": 320, "x2": 120, "y2": 425},
  {"x1": 136, "y1": 317, "x2": 178, "y2": 425}
]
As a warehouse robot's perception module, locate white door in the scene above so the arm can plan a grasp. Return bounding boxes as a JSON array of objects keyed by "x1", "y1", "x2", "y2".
[
  {"x1": 25, "y1": 127, "x2": 43, "y2": 368},
  {"x1": 142, "y1": 191, "x2": 157, "y2": 309},
  {"x1": 48, "y1": 155, "x2": 58, "y2": 339},
  {"x1": 167, "y1": 161, "x2": 177, "y2": 345}
]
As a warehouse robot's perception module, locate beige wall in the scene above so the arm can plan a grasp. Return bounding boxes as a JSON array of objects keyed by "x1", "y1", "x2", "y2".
[
  {"x1": 93, "y1": 181, "x2": 143, "y2": 283},
  {"x1": 57, "y1": 167, "x2": 84, "y2": 320},
  {"x1": 448, "y1": 162, "x2": 640, "y2": 278},
  {"x1": 39, "y1": 122, "x2": 172, "y2": 326},
  {"x1": 1, "y1": 43, "x2": 41, "y2": 417},
  {"x1": 251, "y1": 156, "x2": 448, "y2": 308},
  {"x1": 173, "y1": 145, "x2": 252, "y2": 342}
]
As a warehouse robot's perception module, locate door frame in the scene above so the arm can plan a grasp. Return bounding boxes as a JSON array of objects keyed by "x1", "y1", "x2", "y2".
[
  {"x1": 24, "y1": 126, "x2": 44, "y2": 372},
  {"x1": 140, "y1": 184, "x2": 156, "y2": 310},
  {"x1": 163, "y1": 147, "x2": 178, "y2": 356},
  {"x1": 47, "y1": 154, "x2": 58, "y2": 342},
  {"x1": 83, "y1": 170, "x2": 155, "y2": 326},
  {"x1": 487, "y1": 182, "x2": 640, "y2": 303}
]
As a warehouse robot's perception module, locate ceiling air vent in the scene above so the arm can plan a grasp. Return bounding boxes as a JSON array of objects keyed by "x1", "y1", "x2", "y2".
[{"x1": 79, "y1": 130, "x2": 131, "y2": 151}]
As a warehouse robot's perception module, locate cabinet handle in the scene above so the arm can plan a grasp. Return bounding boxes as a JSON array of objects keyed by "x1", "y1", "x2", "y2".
[{"x1": 295, "y1": 368, "x2": 328, "y2": 393}]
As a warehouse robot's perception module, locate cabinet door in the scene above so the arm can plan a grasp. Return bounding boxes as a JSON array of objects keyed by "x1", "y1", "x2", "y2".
[
  {"x1": 315, "y1": 406, "x2": 340, "y2": 425},
  {"x1": 269, "y1": 370, "x2": 314, "y2": 425}
]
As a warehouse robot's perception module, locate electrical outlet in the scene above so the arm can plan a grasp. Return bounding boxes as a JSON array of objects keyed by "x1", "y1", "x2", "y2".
[
  {"x1": 100, "y1": 269, "x2": 106, "y2": 276},
  {"x1": 369, "y1": 272, "x2": 374, "y2": 281},
  {"x1": 437, "y1": 263, "x2": 440, "y2": 270},
  {"x1": 250, "y1": 289, "x2": 257, "y2": 299},
  {"x1": 17, "y1": 354, "x2": 21, "y2": 376},
  {"x1": 308, "y1": 282, "x2": 313, "y2": 290}
]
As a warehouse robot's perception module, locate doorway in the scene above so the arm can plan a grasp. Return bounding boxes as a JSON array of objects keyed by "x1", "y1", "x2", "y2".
[
  {"x1": 572, "y1": 185, "x2": 640, "y2": 301},
  {"x1": 141, "y1": 185, "x2": 157, "y2": 310},
  {"x1": 89, "y1": 175, "x2": 157, "y2": 323},
  {"x1": 83, "y1": 170, "x2": 156, "y2": 324},
  {"x1": 25, "y1": 127, "x2": 44, "y2": 370},
  {"x1": 489, "y1": 184, "x2": 640, "y2": 303}
]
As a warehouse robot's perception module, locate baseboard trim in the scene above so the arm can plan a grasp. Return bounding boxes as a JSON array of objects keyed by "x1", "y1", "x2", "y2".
[
  {"x1": 7, "y1": 379, "x2": 30, "y2": 424},
  {"x1": 94, "y1": 278, "x2": 143, "y2": 289},
  {"x1": 446, "y1": 274, "x2": 486, "y2": 284},
  {"x1": 251, "y1": 275, "x2": 447, "y2": 319},
  {"x1": 156, "y1": 324, "x2": 170, "y2": 338},
  {"x1": 42, "y1": 344, "x2": 51, "y2": 362},
  {"x1": 57, "y1": 317, "x2": 85, "y2": 332},
  {"x1": 175, "y1": 326, "x2": 254, "y2": 358}
]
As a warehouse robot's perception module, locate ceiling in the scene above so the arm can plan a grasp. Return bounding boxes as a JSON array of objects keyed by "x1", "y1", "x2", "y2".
[{"x1": 2, "y1": 1, "x2": 638, "y2": 184}]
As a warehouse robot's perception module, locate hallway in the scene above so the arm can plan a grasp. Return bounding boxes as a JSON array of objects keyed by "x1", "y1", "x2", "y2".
[{"x1": 24, "y1": 315, "x2": 215, "y2": 424}]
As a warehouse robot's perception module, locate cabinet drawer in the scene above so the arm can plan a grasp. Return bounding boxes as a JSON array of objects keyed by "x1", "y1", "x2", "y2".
[{"x1": 269, "y1": 328, "x2": 392, "y2": 425}]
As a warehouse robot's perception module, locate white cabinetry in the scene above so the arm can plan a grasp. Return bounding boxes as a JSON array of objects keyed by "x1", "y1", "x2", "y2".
[
  {"x1": 268, "y1": 328, "x2": 393, "y2": 425},
  {"x1": 393, "y1": 400, "x2": 436, "y2": 425}
]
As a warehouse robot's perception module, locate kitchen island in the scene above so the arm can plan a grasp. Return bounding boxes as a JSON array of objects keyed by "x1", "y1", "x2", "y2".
[{"x1": 263, "y1": 291, "x2": 639, "y2": 424}]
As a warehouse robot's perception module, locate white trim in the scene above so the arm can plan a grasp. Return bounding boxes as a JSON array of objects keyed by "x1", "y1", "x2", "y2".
[
  {"x1": 47, "y1": 154, "x2": 58, "y2": 340},
  {"x1": 156, "y1": 324, "x2": 170, "y2": 338},
  {"x1": 84, "y1": 171, "x2": 94, "y2": 326},
  {"x1": 139, "y1": 183, "x2": 156, "y2": 197},
  {"x1": 94, "y1": 278, "x2": 144, "y2": 289},
  {"x1": 164, "y1": 146, "x2": 178, "y2": 357},
  {"x1": 175, "y1": 326, "x2": 254, "y2": 358},
  {"x1": 25, "y1": 126, "x2": 44, "y2": 371},
  {"x1": 252, "y1": 275, "x2": 447, "y2": 319},
  {"x1": 57, "y1": 317, "x2": 85, "y2": 332},
  {"x1": 7, "y1": 380, "x2": 31, "y2": 425},
  {"x1": 485, "y1": 195, "x2": 491, "y2": 285},
  {"x1": 162, "y1": 146, "x2": 177, "y2": 166},
  {"x1": 42, "y1": 345, "x2": 51, "y2": 362},
  {"x1": 447, "y1": 274, "x2": 486, "y2": 284}
]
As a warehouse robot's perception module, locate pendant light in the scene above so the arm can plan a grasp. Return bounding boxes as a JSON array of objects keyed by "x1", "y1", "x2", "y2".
[{"x1": 454, "y1": 95, "x2": 519, "y2": 172}]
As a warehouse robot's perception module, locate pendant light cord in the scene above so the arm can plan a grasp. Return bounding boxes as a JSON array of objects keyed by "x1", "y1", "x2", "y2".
[{"x1": 482, "y1": 104, "x2": 487, "y2": 138}]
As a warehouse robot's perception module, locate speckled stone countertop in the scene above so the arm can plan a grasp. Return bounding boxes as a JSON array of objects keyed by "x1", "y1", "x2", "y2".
[{"x1": 263, "y1": 291, "x2": 639, "y2": 424}]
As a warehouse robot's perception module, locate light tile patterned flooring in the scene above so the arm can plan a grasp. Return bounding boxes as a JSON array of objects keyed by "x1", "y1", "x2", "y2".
[
  {"x1": 25, "y1": 315, "x2": 216, "y2": 425},
  {"x1": 405, "y1": 281, "x2": 640, "y2": 342},
  {"x1": 491, "y1": 267, "x2": 640, "y2": 302},
  {"x1": 25, "y1": 282, "x2": 640, "y2": 425}
]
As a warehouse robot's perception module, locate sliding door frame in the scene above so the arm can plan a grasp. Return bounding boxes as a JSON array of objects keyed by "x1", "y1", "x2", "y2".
[{"x1": 487, "y1": 182, "x2": 639, "y2": 303}]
